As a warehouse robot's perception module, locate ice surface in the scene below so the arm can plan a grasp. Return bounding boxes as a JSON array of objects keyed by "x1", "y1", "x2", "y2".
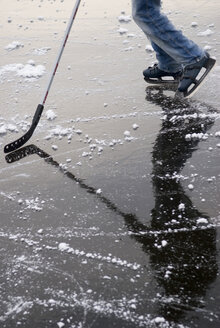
[{"x1": 0, "y1": 1, "x2": 220, "y2": 328}]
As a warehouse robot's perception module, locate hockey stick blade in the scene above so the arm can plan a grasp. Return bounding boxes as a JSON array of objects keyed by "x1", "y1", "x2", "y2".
[{"x1": 4, "y1": 104, "x2": 44, "y2": 154}]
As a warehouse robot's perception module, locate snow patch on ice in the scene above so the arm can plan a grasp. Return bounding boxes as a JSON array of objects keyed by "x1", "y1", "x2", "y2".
[
  {"x1": 178, "y1": 203, "x2": 185, "y2": 211},
  {"x1": 0, "y1": 297, "x2": 33, "y2": 322},
  {"x1": 33, "y1": 47, "x2": 51, "y2": 55},
  {"x1": 197, "y1": 218, "x2": 208, "y2": 225},
  {"x1": 0, "y1": 61, "x2": 45, "y2": 80},
  {"x1": 57, "y1": 243, "x2": 140, "y2": 271},
  {"x1": 185, "y1": 132, "x2": 209, "y2": 141},
  {"x1": 45, "y1": 109, "x2": 57, "y2": 121},
  {"x1": 145, "y1": 44, "x2": 154, "y2": 52},
  {"x1": 5, "y1": 41, "x2": 24, "y2": 51},
  {"x1": 117, "y1": 28, "x2": 128, "y2": 35},
  {"x1": 152, "y1": 317, "x2": 166, "y2": 324},
  {"x1": 132, "y1": 123, "x2": 139, "y2": 130},
  {"x1": 197, "y1": 29, "x2": 214, "y2": 37},
  {"x1": 0, "y1": 125, "x2": 7, "y2": 135},
  {"x1": 52, "y1": 145, "x2": 58, "y2": 151},
  {"x1": 118, "y1": 15, "x2": 131, "y2": 23},
  {"x1": 191, "y1": 22, "x2": 198, "y2": 27},
  {"x1": 57, "y1": 323, "x2": 65, "y2": 328},
  {"x1": 188, "y1": 184, "x2": 194, "y2": 190}
]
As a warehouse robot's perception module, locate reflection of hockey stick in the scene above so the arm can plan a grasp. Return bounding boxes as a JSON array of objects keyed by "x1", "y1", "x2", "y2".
[
  {"x1": 5, "y1": 142, "x2": 214, "y2": 237},
  {"x1": 4, "y1": 0, "x2": 81, "y2": 154},
  {"x1": 5, "y1": 144, "x2": 134, "y2": 221},
  {"x1": 5, "y1": 144, "x2": 156, "y2": 235}
]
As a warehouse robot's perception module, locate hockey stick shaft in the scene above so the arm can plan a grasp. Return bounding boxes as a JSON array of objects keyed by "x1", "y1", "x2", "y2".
[
  {"x1": 4, "y1": 0, "x2": 81, "y2": 153},
  {"x1": 41, "y1": 0, "x2": 81, "y2": 105}
]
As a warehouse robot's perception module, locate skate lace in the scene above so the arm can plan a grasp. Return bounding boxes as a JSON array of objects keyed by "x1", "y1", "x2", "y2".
[{"x1": 148, "y1": 63, "x2": 159, "y2": 73}]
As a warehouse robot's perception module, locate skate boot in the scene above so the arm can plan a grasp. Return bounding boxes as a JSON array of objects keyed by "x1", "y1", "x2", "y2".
[
  {"x1": 177, "y1": 52, "x2": 216, "y2": 98},
  {"x1": 143, "y1": 63, "x2": 182, "y2": 85}
]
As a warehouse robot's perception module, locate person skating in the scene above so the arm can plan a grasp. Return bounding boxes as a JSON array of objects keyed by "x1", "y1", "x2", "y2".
[{"x1": 132, "y1": 0, "x2": 216, "y2": 97}]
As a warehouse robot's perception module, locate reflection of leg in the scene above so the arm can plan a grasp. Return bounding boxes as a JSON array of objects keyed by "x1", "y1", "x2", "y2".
[
  {"x1": 148, "y1": 88, "x2": 217, "y2": 321},
  {"x1": 132, "y1": 0, "x2": 205, "y2": 67}
]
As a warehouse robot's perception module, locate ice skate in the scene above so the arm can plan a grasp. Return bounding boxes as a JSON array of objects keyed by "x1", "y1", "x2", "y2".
[
  {"x1": 177, "y1": 53, "x2": 216, "y2": 98},
  {"x1": 143, "y1": 63, "x2": 182, "y2": 85}
]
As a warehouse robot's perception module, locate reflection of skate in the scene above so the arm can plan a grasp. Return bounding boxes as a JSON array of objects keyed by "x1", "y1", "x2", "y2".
[
  {"x1": 177, "y1": 53, "x2": 216, "y2": 98},
  {"x1": 143, "y1": 63, "x2": 182, "y2": 86},
  {"x1": 145, "y1": 84, "x2": 191, "y2": 110}
]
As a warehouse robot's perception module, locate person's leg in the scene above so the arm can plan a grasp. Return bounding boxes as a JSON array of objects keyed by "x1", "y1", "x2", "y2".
[
  {"x1": 151, "y1": 41, "x2": 182, "y2": 73},
  {"x1": 132, "y1": 0, "x2": 205, "y2": 70}
]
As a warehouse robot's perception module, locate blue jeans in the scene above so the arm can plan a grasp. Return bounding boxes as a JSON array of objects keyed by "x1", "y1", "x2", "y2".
[{"x1": 132, "y1": 0, "x2": 205, "y2": 73}]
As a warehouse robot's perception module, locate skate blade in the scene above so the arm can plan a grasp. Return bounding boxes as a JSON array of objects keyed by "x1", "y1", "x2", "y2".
[
  {"x1": 144, "y1": 76, "x2": 180, "y2": 86},
  {"x1": 146, "y1": 84, "x2": 178, "y2": 94},
  {"x1": 177, "y1": 57, "x2": 216, "y2": 98}
]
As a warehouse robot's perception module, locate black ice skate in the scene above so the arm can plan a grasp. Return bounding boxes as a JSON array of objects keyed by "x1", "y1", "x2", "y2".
[
  {"x1": 143, "y1": 63, "x2": 182, "y2": 85},
  {"x1": 177, "y1": 53, "x2": 216, "y2": 98}
]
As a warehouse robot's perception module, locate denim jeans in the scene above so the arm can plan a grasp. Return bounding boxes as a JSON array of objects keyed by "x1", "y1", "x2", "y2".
[{"x1": 132, "y1": 0, "x2": 205, "y2": 72}]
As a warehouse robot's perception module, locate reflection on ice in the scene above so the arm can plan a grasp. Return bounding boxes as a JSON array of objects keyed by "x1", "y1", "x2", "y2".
[{"x1": 5, "y1": 86, "x2": 219, "y2": 324}]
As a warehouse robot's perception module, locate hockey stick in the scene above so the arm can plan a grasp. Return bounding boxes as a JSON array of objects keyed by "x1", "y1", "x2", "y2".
[{"x1": 4, "y1": 0, "x2": 81, "y2": 154}]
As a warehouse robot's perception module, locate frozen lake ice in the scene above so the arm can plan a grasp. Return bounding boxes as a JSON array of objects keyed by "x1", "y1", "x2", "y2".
[{"x1": 0, "y1": 1, "x2": 220, "y2": 327}]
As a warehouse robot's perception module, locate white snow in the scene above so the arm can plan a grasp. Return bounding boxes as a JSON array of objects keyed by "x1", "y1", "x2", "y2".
[
  {"x1": 152, "y1": 317, "x2": 166, "y2": 323},
  {"x1": 145, "y1": 44, "x2": 154, "y2": 52},
  {"x1": 6, "y1": 124, "x2": 18, "y2": 132},
  {"x1": 123, "y1": 46, "x2": 133, "y2": 52},
  {"x1": 5, "y1": 41, "x2": 24, "y2": 51},
  {"x1": 82, "y1": 151, "x2": 90, "y2": 157},
  {"x1": 75, "y1": 129, "x2": 82, "y2": 135},
  {"x1": 127, "y1": 33, "x2": 136, "y2": 38},
  {"x1": 33, "y1": 47, "x2": 51, "y2": 55},
  {"x1": 52, "y1": 145, "x2": 58, "y2": 151},
  {"x1": 45, "y1": 110, "x2": 57, "y2": 121},
  {"x1": 185, "y1": 133, "x2": 209, "y2": 141},
  {"x1": 50, "y1": 126, "x2": 72, "y2": 137},
  {"x1": 178, "y1": 203, "x2": 185, "y2": 211},
  {"x1": 188, "y1": 184, "x2": 194, "y2": 190},
  {"x1": 161, "y1": 240, "x2": 168, "y2": 247},
  {"x1": 57, "y1": 243, "x2": 141, "y2": 271},
  {"x1": 197, "y1": 29, "x2": 214, "y2": 37},
  {"x1": 124, "y1": 130, "x2": 131, "y2": 137},
  {"x1": 58, "y1": 242, "x2": 70, "y2": 252},
  {"x1": 0, "y1": 125, "x2": 7, "y2": 135},
  {"x1": 197, "y1": 218, "x2": 208, "y2": 225},
  {"x1": 117, "y1": 28, "x2": 128, "y2": 35},
  {"x1": 0, "y1": 62, "x2": 45, "y2": 80},
  {"x1": 204, "y1": 45, "x2": 212, "y2": 51},
  {"x1": 132, "y1": 123, "x2": 139, "y2": 130},
  {"x1": 191, "y1": 22, "x2": 198, "y2": 27},
  {"x1": 17, "y1": 62, "x2": 45, "y2": 78},
  {"x1": 25, "y1": 198, "x2": 43, "y2": 212},
  {"x1": 118, "y1": 15, "x2": 131, "y2": 23}
]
